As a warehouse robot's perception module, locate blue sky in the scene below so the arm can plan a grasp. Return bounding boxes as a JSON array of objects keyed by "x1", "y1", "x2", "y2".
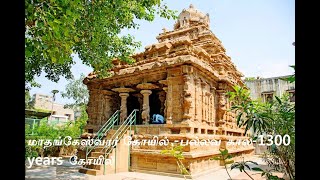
[{"x1": 29, "y1": 0, "x2": 295, "y2": 104}]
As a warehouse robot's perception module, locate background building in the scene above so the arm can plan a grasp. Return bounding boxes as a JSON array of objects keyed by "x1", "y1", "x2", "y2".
[
  {"x1": 244, "y1": 75, "x2": 295, "y2": 103},
  {"x1": 244, "y1": 75, "x2": 295, "y2": 154},
  {"x1": 33, "y1": 93, "x2": 75, "y2": 124}
]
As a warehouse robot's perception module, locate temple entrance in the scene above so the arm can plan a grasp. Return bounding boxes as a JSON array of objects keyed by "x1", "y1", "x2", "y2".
[
  {"x1": 127, "y1": 94, "x2": 142, "y2": 124},
  {"x1": 149, "y1": 90, "x2": 163, "y2": 124}
]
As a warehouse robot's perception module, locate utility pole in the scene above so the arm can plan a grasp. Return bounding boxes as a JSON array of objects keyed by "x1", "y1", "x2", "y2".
[{"x1": 50, "y1": 90, "x2": 59, "y2": 122}]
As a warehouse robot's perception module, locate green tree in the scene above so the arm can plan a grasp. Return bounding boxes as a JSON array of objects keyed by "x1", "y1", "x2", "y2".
[
  {"x1": 228, "y1": 87, "x2": 295, "y2": 179},
  {"x1": 260, "y1": 95, "x2": 295, "y2": 179},
  {"x1": 60, "y1": 74, "x2": 89, "y2": 134},
  {"x1": 230, "y1": 158, "x2": 259, "y2": 180},
  {"x1": 282, "y1": 65, "x2": 295, "y2": 83},
  {"x1": 211, "y1": 149, "x2": 233, "y2": 180},
  {"x1": 227, "y1": 86, "x2": 271, "y2": 135},
  {"x1": 25, "y1": 0, "x2": 177, "y2": 88},
  {"x1": 244, "y1": 77, "x2": 256, "y2": 81},
  {"x1": 161, "y1": 145, "x2": 192, "y2": 180},
  {"x1": 25, "y1": 90, "x2": 32, "y2": 109},
  {"x1": 60, "y1": 73, "x2": 89, "y2": 109},
  {"x1": 25, "y1": 90, "x2": 36, "y2": 109}
]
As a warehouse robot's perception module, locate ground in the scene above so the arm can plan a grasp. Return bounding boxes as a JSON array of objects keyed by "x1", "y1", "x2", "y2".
[{"x1": 25, "y1": 155, "x2": 286, "y2": 180}]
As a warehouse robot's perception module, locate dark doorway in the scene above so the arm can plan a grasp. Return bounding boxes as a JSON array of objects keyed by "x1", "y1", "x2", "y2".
[
  {"x1": 149, "y1": 90, "x2": 162, "y2": 123},
  {"x1": 127, "y1": 95, "x2": 142, "y2": 124}
]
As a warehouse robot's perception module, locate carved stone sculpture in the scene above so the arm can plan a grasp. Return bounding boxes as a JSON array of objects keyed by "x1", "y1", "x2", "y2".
[{"x1": 141, "y1": 104, "x2": 150, "y2": 125}]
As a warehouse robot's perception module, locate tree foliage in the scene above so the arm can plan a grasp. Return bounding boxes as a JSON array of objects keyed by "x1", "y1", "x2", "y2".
[
  {"x1": 161, "y1": 145, "x2": 192, "y2": 179},
  {"x1": 25, "y1": 106, "x2": 88, "y2": 158},
  {"x1": 25, "y1": 90, "x2": 36, "y2": 109},
  {"x1": 282, "y1": 65, "x2": 295, "y2": 83},
  {"x1": 230, "y1": 158, "x2": 261, "y2": 180},
  {"x1": 25, "y1": 0, "x2": 177, "y2": 88},
  {"x1": 228, "y1": 86, "x2": 295, "y2": 179},
  {"x1": 211, "y1": 149, "x2": 233, "y2": 180},
  {"x1": 61, "y1": 74, "x2": 89, "y2": 109},
  {"x1": 244, "y1": 77, "x2": 256, "y2": 81},
  {"x1": 25, "y1": 90, "x2": 32, "y2": 109},
  {"x1": 227, "y1": 86, "x2": 272, "y2": 135}
]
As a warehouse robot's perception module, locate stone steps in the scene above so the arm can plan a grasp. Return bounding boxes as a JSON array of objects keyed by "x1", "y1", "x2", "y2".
[
  {"x1": 90, "y1": 151, "x2": 104, "y2": 158},
  {"x1": 84, "y1": 164, "x2": 103, "y2": 170},
  {"x1": 78, "y1": 167, "x2": 103, "y2": 176},
  {"x1": 78, "y1": 129, "x2": 133, "y2": 175}
]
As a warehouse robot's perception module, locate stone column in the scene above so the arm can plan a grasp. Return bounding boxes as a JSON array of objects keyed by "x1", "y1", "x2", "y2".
[
  {"x1": 84, "y1": 88, "x2": 99, "y2": 132},
  {"x1": 132, "y1": 93, "x2": 143, "y2": 112},
  {"x1": 216, "y1": 83, "x2": 227, "y2": 127},
  {"x1": 119, "y1": 93, "x2": 129, "y2": 123},
  {"x1": 182, "y1": 74, "x2": 193, "y2": 124},
  {"x1": 162, "y1": 87, "x2": 168, "y2": 120},
  {"x1": 194, "y1": 78, "x2": 200, "y2": 123},
  {"x1": 201, "y1": 81, "x2": 207, "y2": 124},
  {"x1": 111, "y1": 87, "x2": 135, "y2": 124},
  {"x1": 136, "y1": 83, "x2": 159, "y2": 125},
  {"x1": 210, "y1": 87, "x2": 216, "y2": 126},
  {"x1": 181, "y1": 65, "x2": 194, "y2": 125},
  {"x1": 140, "y1": 90, "x2": 152, "y2": 125},
  {"x1": 101, "y1": 90, "x2": 115, "y2": 125},
  {"x1": 158, "y1": 91, "x2": 166, "y2": 116},
  {"x1": 159, "y1": 80, "x2": 168, "y2": 122}
]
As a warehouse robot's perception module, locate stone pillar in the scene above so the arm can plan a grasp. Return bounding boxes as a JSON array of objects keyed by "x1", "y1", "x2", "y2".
[
  {"x1": 136, "y1": 83, "x2": 159, "y2": 125},
  {"x1": 166, "y1": 78, "x2": 174, "y2": 123},
  {"x1": 158, "y1": 91, "x2": 166, "y2": 116},
  {"x1": 166, "y1": 67, "x2": 184, "y2": 123},
  {"x1": 119, "y1": 93, "x2": 129, "y2": 123},
  {"x1": 197, "y1": 79, "x2": 203, "y2": 123},
  {"x1": 163, "y1": 87, "x2": 168, "y2": 121},
  {"x1": 94, "y1": 90, "x2": 104, "y2": 127},
  {"x1": 182, "y1": 74, "x2": 193, "y2": 124},
  {"x1": 101, "y1": 90, "x2": 115, "y2": 125},
  {"x1": 84, "y1": 88, "x2": 99, "y2": 132},
  {"x1": 194, "y1": 78, "x2": 200, "y2": 123},
  {"x1": 140, "y1": 90, "x2": 152, "y2": 125},
  {"x1": 210, "y1": 87, "x2": 216, "y2": 126},
  {"x1": 182, "y1": 65, "x2": 194, "y2": 125},
  {"x1": 201, "y1": 81, "x2": 207, "y2": 124},
  {"x1": 132, "y1": 93, "x2": 143, "y2": 112},
  {"x1": 102, "y1": 95, "x2": 112, "y2": 124},
  {"x1": 111, "y1": 87, "x2": 135, "y2": 124},
  {"x1": 217, "y1": 91, "x2": 226, "y2": 125},
  {"x1": 159, "y1": 80, "x2": 169, "y2": 122},
  {"x1": 216, "y1": 83, "x2": 227, "y2": 127}
]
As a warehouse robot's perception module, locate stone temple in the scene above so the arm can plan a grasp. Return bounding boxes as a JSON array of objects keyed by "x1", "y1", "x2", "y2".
[{"x1": 80, "y1": 4, "x2": 254, "y2": 177}]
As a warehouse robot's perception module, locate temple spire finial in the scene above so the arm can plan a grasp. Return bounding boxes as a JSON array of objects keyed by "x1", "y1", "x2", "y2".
[{"x1": 189, "y1": 4, "x2": 194, "y2": 8}]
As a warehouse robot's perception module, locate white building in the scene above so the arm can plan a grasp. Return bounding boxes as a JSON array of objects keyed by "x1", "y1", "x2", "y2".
[
  {"x1": 33, "y1": 93, "x2": 75, "y2": 124},
  {"x1": 244, "y1": 75, "x2": 295, "y2": 103}
]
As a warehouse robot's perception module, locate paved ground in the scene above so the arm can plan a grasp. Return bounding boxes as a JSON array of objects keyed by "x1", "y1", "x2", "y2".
[{"x1": 25, "y1": 155, "x2": 286, "y2": 180}]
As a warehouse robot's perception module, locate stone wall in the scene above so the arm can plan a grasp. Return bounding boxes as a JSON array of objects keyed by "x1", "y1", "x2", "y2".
[{"x1": 85, "y1": 88, "x2": 120, "y2": 132}]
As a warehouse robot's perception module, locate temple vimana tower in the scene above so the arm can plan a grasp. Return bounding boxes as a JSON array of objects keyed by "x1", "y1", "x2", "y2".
[{"x1": 80, "y1": 4, "x2": 254, "y2": 176}]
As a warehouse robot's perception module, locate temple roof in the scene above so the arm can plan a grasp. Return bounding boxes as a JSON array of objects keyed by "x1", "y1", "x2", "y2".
[
  {"x1": 85, "y1": 5, "x2": 245, "y2": 87},
  {"x1": 174, "y1": 4, "x2": 210, "y2": 30}
]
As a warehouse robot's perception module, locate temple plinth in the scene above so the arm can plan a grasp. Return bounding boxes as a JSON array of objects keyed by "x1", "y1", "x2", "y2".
[{"x1": 82, "y1": 4, "x2": 254, "y2": 176}]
